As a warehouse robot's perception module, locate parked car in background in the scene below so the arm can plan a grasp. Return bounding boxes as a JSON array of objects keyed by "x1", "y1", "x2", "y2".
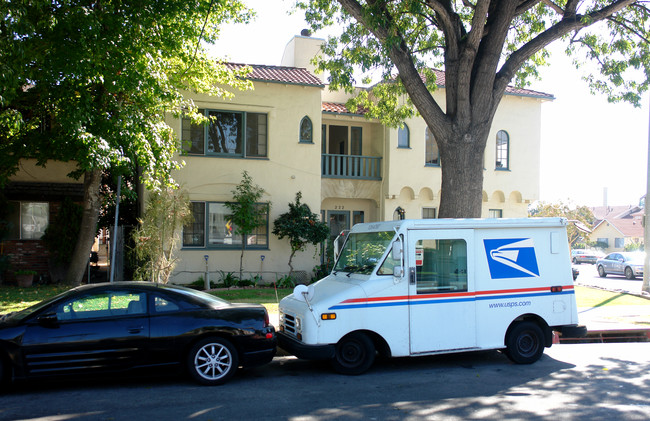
[
  {"x1": 571, "y1": 249, "x2": 599, "y2": 264},
  {"x1": 596, "y1": 252, "x2": 645, "y2": 280},
  {"x1": 0, "y1": 282, "x2": 276, "y2": 387}
]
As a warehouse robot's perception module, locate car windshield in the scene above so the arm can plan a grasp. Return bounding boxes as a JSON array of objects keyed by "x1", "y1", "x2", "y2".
[{"x1": 334, "y1": 231, "x2": 396, "y2": 275}]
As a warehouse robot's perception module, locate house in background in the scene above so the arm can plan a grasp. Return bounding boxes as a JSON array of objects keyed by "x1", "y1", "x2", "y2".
[
  {"x1": 589, "y1": 205, "x2": 644, "y2": 252},
  {"x1": 1, "y1": 33, "x2": 553, "y2": 285},
  {"x1": 167, "y1": 34, "x2": 553, "y2": 284},
  {"x1": 1, "y1": 160, "x2": 83, "y2": 283}
]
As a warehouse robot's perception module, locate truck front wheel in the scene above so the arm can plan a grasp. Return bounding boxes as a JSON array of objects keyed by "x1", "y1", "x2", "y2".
[
  {"x1": 330, "y1": 332, "x2": 375, "y2": 375},
  {"x1": 505, "y1": 321, "x2": 545, "y2": 364}
]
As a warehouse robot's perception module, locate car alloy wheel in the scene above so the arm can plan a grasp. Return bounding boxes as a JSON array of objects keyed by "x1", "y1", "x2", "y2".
[{"x1": 187, "y1": 337, "x2": 238, "y2": 385}]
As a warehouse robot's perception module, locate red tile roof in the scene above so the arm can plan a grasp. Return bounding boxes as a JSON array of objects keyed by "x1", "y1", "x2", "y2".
[
  {"x1": 422, "y1": 69, "x2": 554, "y2": 99},
  {"x1": 322, "y1": 102, "x2": 369, "y2": 115},
  {"x1": 226, "y1": 63, "x2": 324, "y2": 87}
]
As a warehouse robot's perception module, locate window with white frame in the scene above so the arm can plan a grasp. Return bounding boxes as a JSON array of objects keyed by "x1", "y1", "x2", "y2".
[
  {"x1": 425, "y1": 127, "x2": 440, "y2": 166},
  {"x1": 496, "y1": 130, "x2": 509, "y2": 169},
  {"x1": 398, "y1": 124, "x2": 410, "y2": 148},
  {"x1": 182, "y1": 109, "x2": 267, "y2": 158},
  {"x1": 8, "y1": 201, "x2": 49, "y2": 240},
  {"x1": 183, "y1": 201, "x2": 269, "y2": 249}
]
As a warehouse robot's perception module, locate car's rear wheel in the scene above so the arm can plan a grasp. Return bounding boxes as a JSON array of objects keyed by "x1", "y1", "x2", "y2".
[
  {"x1": 187, "y1": 337, "x2": 238, "y2": 385},
  {"x1": 597, "y1": 265, "x2": 607, "y2": 278},
  {"x1": 572, "y1": 258, "x2": 578, "y2": 264},
  {"x1": 331, "y1": 332, "x2": 375, "y2": 375},
  {"x1": 505, "y1": 322, "x2": 545, "y2": 364},
  {"x1": 625, "y1": 267, "x2": 635, "y2": 280}
]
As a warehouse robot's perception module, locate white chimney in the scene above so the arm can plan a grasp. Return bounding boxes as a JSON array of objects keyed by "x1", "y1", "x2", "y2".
[{"x1": 281, "y1": 32, "x2": 325, "y2": 82}]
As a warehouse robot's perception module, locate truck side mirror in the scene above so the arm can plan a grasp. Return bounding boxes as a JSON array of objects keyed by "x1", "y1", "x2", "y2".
[
  {"x1": 393, "y1": 266, "x2": 403, "y2": 277},
  {"x1": 392, "y1": 242, "x2": 402, "y2": 260}
]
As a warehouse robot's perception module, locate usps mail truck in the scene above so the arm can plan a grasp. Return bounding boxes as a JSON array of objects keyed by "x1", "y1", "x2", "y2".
[{"x1": 278, "y1": 218, "x2": 586, "y2": 374}]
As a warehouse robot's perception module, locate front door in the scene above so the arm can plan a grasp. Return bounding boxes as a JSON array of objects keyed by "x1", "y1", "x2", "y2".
[{"x1": 408, "y1": 229, "x2": 476, "y2": 354}]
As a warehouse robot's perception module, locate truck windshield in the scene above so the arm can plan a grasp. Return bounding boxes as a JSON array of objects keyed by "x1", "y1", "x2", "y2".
[{"x1": 334, "y1": 231, "x2": 396, "y2": 275}]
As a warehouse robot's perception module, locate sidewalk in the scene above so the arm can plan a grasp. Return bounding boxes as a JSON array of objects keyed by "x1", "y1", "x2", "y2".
[{"x1": 569, "y1": 280, "x2": 650, "y2": 342}]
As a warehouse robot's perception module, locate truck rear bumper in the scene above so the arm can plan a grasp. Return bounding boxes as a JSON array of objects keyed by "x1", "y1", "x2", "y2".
[{"x1": 277, "y1": 331, "x2": 335, "y2": 360}]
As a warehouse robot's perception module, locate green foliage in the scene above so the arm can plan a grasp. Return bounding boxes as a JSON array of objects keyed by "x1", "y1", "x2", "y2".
[
  {"x1": 218, "y1": 271, "x2": 240, "y2": 288},
  {"x1": 225, "y1": 171, "x2": 269, "y2": 279},
  {"x1": 296, "y1": 1, "x2": 650, "y2": 217},
  {"x1": 132, "y1": 186, "x2": 192, "y2": 284},
  {"x1": 272, "y1": 192, "x2": 329, "y2": 273},
  {"x1": 0, "y1": 0, "x2": 255, "y2": 285},
  {"x1": 249, "y1": 274, "x2": 263, "y2": 287},
  {"x1": 42, "y1": 197, "x2": 84, "y2": 266},
  {"x1": 0, "y1": 0, "x2": 254, "y2": 187},
  {"x1": 529, "y1": 200, "x2": 596, "y2": 248},
  {"x1": 276, "y1": 275, "x2": 296, "y2": 289}
]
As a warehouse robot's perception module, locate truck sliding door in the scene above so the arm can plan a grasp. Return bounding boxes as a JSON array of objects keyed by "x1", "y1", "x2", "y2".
[{"x1": 408, "y1": 229, "x2": 476, "y2": 354}]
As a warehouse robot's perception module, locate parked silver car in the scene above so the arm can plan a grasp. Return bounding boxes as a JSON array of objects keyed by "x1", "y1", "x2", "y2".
[
  {"x1": 571, "y1": 249, "x2": 599, "y2": 264},
  {"x1": 596, "y1": 252, "x2": 645, "y2": 280}
]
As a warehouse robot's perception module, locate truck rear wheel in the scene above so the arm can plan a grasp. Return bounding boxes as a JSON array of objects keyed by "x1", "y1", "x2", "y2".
[
  {"x1": 330, "y1": 332, "x2": 375, "y2": 375},
  {"x1": 505, "y1": 322, "x2": 544, "y2": 364}
]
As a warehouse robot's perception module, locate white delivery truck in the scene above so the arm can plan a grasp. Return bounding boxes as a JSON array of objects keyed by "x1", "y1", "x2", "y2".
[{"x1": 278, "y1": 218, "x2": 586, "y2": 374}]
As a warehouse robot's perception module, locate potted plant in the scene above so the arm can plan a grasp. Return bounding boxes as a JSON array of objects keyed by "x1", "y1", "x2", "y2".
[{"x1": 15, "y1": 270, "x2": 37, "y2": 288}]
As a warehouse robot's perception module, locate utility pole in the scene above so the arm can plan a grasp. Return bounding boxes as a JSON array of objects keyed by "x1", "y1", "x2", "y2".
[{"x1": 641, "y1": 97, "x2": 650, "y2": 293}]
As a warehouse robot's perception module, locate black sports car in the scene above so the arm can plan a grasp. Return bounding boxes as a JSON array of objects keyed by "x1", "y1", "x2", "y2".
[{"x1": 0, "y1": 282, "x2": 276, "y2": 386}]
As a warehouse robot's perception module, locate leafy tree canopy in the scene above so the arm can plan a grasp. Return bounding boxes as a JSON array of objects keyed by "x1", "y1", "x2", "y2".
[
  {"x1": 0, "y1": 0, "x2": 254, "y2": 285},
  {"x1": 296, "y1": 0, "x2": 650, "y2": 217},
  {"x1": 529, "y1": 200, "x2": 596, "y2": 248},
  {"x1": 0, "y1": 0, "x2": 253, "y2": 187}
]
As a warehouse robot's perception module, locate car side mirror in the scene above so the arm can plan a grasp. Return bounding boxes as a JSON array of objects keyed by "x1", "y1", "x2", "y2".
[{"x1": 37, "y1": 312, "x2": 58, "y2": 327}]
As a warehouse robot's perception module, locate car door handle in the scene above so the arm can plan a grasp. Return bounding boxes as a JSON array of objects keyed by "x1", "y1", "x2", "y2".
[{"x1": 128, "y1": 326, "x2": 144, "y2": 334}]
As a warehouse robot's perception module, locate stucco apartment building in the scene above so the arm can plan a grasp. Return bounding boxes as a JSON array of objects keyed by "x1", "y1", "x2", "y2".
[
  {"x1": 2, "y1": 34, "x2": 553, "y2": 285},
  {"x1": 168, "y1": 34, "x2": 552, "y2": 284}
]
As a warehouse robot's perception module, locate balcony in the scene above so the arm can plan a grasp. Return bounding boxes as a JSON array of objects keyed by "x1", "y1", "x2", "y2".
[{"x1": 321, "y1": 154, "x2": 382, "y2": 180}]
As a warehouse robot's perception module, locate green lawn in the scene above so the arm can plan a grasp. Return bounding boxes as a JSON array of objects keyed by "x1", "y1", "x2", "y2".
[
  {"x1": 0, "y1": 284, "x2": 647, "y2": 315},
  {"x1": 574, "y1": 285, "x2": 649, "y2": 307}
]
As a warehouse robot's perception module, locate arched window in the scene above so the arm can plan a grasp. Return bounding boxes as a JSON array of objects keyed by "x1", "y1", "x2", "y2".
[
  {"x1": 393, "y1": 207, "x2": 405, "y2": 220},
  {"x1": 425, "y1": 127, "x2": 440, "y2": 166},
  {"x1": 496, "y1": 130, "x2": 509, "y2": 169},
  {"x1": 300, "y1": 116, "x2": 313, "y2": 143},
  {"x1": 398, "y1": 124, "x2": 410, "y2": 148}
]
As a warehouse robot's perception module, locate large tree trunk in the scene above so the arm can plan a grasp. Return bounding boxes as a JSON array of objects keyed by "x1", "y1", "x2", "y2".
[
  {"x1": 437, "y1": 128, "x2": 489, "y2": 219},
  {"x1": 65, "y1": 169, "x2": 103, "y2": 285}
]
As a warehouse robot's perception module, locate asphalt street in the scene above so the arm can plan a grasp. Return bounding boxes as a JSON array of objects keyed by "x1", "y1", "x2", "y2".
[{"x1": 0, "y1": 343, "x2": 648, "y2": 421}]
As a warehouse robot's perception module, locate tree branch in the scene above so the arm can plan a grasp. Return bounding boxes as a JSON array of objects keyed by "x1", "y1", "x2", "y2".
[
  {"x1": 497, "y1": 0, "x2": 637, "y2": 97},
  {"x1": 338, "y1": 0, "x2": 449, "y2": 132}
]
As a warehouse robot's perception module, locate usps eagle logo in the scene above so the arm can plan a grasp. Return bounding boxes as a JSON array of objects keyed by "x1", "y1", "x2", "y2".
[{"x1": 483, "y1": 238, "x2": 540, "y2": 279}]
